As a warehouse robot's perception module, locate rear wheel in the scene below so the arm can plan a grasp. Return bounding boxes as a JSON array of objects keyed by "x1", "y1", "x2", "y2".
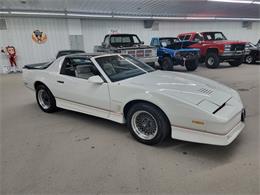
[
  {"x1": 229, "y1": 58, "x2": 243, "y2": 67},
  {"x1": 185, "y1": 60, "x2": 199, "y2": 71},
  {"x1": 36, "y1": 85, "x2": 57, "y2": 113},
  {"x1": 161, "y1": 56, "x2": 173, "y2": 71},
  {"x1": 205, "y1": 53, "x2": 220, "y2": 68},
  {"x1": 127, "y1": 103, "x2": 170, "y2": 145}
]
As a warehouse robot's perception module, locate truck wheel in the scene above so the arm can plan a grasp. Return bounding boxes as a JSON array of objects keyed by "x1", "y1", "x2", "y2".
[
  {"x1": 185, "y1": 60, "x2": 199, "y2": 71},
  {"x1": 245, "y1": 55, "x2": 255, "y2": 64},
  {"x1": 229, "y1": 58, "x2": 243, "y2": 67},
  {"x1": 127, "y1": 103, "x2": 170, "y2": 145},
  {"x1": 161, "y1": 57, "x2": 173, "y2": 71},
  {"x1": 205, "y1": 53, "x2": 220, "y2": 68},
  {"x1": 36, "y1": 85, "x2": 57, "y2": 113}
]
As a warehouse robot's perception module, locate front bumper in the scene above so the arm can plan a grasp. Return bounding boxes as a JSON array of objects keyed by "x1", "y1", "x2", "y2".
[
  {"x1": 171, "y1": 108, "x2": 246, "y2": 146},
  {"x1": 220, "y1": 51, "x2": 245, "y2": 61},
  {"x1": 139, "y1": 56, "x2": 159, "y2": 64}
]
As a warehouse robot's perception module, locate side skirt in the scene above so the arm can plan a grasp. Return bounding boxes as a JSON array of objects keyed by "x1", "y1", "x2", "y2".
[{"x1": 56, "y1": 98, "x2": 125, "y2": 124}]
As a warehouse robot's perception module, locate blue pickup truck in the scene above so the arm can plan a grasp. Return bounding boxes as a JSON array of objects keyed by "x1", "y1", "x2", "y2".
[{"x1": 150, "y1": 37, "x2": 200, "y2": 71}]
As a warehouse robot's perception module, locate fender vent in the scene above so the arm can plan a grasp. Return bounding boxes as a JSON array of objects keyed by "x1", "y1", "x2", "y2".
[{"x1": 198, "y1": 88, "x2": 213, "y2": 95}]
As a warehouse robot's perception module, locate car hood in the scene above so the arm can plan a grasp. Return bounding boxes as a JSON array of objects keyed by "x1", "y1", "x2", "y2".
[{"x1": 122, "y1": 70, "x2": 232, "y2": 106}]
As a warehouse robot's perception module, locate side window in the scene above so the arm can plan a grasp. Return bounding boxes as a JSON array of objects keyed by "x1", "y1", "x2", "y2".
[
  {"x1": 60, "y1": 57, "x2": 101, "y2": 80},
  {"x1": 103, "y1": 36, "x2": 109, "y2": 46},
  {"x1": 184, "y1": 35, "x2": 191, "y2": 41},
  {"x1": 60, "y1": 58, "x2": 76, "y2": 77},
  {"x1": 178, "y1": 35, "x2": 185, "y2": 40},
  {"x1": 194, "y1": 34, "x2": 203, "y2": 42},
  {"x1": 151, "y1": 39, "x2": 160, "y2": 47}
]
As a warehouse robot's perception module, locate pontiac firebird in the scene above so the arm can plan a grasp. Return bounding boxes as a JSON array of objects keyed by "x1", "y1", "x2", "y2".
[{"x1": 23, "y1": 53, "x2": 245, "y2": 145}]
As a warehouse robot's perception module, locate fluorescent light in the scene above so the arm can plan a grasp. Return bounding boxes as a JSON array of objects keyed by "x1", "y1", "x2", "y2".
[
  {"x1": 11, "y1": 11, "x2": 65, "y2": 16},
  {"x1": 0, "y1": 11, "x2": 9, "y2": 14},
  {"x1": 208, "y1": 0, "x2": 253, "y2": 3},
  {"x1": 67, "y1": 13, "x2": 112, "y2": 18},
  {"x1": 152, "y1": 16, "x2": 186, "y2": 20},
  {"x1": 215, "y1": 17, "x2": 260, "y2": 20},
  {"x1": 252, "y1": 1, "x2": 260, "y2": 4},
  {"x1": 114, "y1": 15, "x2": 152, "y2": 19},
  {"x1": 186, "y1": 17, "x2": 216, "y2": 20}
]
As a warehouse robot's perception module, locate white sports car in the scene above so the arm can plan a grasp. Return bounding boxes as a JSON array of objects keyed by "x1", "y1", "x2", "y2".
[{"x1": 23, "y1": 53, "x2": 246, "y2": 145}]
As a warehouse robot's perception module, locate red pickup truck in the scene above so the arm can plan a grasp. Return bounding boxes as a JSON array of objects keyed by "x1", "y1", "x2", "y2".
[{"x1": 178, "y1": 31, "x2": 249, "y2": 68}]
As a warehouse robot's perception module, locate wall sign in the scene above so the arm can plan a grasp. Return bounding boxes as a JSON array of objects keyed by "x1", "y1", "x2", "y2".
[{"x1": 32, "y1": 30, "x2": 47, "y2": 44}]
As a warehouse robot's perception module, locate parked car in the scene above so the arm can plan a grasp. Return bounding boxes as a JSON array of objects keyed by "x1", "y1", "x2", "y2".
[
  {"x1": 150, "y1": 37, "x2": 200, "y2": 71},
  {"x1": 244, "y1": 41, "x2": 260, "y2": 64},
  {"x1": 178, "y1": 31, "x2": 249, "y2": 68},
  {"x1": 23, "y1": 53, "x2": 245, "y2": 146},
  {"x1": 94, "y1": 33, "x2": 158, "y2": 66},
  {"x1": 56, "y1": 50, "x2": 86, "y2": 59}
]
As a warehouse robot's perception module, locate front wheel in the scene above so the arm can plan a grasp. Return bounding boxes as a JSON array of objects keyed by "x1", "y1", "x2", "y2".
[
  {"x1": 36, "y1": 85, "x2": 57, "y2": 113},
  {"x1": 185, "y1": 60, "x2": 199, "y2": 71},
  {"x1": 205, "y1": 53, "x2": 220, "y2": 68},
  {"x1": 245, "y1": 55, "x2": 255, "y2": 64},
  {"x1": 161, "y1": 57, "x2": 173, "y2": 71},
  {"x1": 229, "y1": 58, "x2": 243, "y2": 67},
  {"x1": 127, "y1": 103, "x2": 170, "y2": 145}
]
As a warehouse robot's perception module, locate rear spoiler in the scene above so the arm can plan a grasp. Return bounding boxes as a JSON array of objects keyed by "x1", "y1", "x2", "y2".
[{"x1": 23, "y1": 62, "x2": 52, "y2": 70}]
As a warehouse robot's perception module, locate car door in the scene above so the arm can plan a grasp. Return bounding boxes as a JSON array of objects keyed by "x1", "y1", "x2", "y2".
[{"x1": 54, "y1": 56, "x2": 110, "y2": 118}]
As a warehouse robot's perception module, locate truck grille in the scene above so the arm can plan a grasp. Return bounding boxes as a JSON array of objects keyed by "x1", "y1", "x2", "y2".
[
  {"x1": 124, "y1": 49, "x2": 154, "y2": 58},
  {"x1": 231, "y1": 44, "x2": 245, "y2": 51}
]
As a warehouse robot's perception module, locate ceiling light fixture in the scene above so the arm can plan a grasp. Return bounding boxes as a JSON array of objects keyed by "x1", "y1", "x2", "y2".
[
  {"x1": 67, "y1": 13, "x2": 112, "y2": 18},
  {"x1": 10, "y1": 11, "x2": 65, "y2": 16},
  {"x1": 252, "y1": 1, "x2": 260, "y2": 4},
  {"x1": 152, "y1": 16, "x2": 186, "y2": 20},
  {"x1": 208, "y1": 0, "x2": 254, "y2": 3},
  {"x1": 0, "y1": 11, "x2": 9, "y2": 14},
  {"x1": 114, "y1": 15, "x2": 152, "y2": 19}
]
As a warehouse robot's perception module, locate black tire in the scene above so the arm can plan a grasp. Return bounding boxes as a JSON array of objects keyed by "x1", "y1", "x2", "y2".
[
  {"x1": 126, "y1": 103, "x2": 170, "y2": 145},
  {"x1": 229, "y1": 58, "x2": 243, "y2": 67},
  {"x1": 205, "y1": 53, "x2": 220, "y2": 68},
  {"x1": 36, "y1": 84, "x2": 57, "y2": 113},
  {"x1": 161, "y1": 56, "x2": 173, "y2": 71},
  {"x1": 185, "y1": 60, "x2": 199, "y2": 71},
  {"x1": 245, "y1": 55, "x2": 255, "y2": 64}
]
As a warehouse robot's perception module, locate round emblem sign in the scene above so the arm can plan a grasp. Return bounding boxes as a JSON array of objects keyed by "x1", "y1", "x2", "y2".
[{"x1": 32, "y1": 30, "x2": 47, "y2": 44}]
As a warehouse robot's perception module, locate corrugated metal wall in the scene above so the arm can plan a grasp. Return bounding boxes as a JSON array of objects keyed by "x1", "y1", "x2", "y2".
[
  {"x1": 1, "y1": 16, "x2": 259, "y2": 72},
  {"x1": 0, "y1": 17, "x2": 70, "y2": 71}
]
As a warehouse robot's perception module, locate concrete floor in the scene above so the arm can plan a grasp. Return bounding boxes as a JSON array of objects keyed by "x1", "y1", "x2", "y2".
[{"x1": 1, "y1": 63, "x2": 259, "y2": 195}]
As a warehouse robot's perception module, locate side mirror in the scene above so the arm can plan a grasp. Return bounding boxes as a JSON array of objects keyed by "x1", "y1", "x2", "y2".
[
  {"x1": 140, "y1": 41, "x2": 144, "y2": 44},
  {"x1": 102, "y1": 42, "x2": 106, "y2": 47},
  {"x1": 88, "y1": 75, "x2": 104, "y2": 84}
]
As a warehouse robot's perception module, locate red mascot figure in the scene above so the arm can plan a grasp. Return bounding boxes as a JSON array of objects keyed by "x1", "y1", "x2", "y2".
[{"x1": 1, "y1": 46, "x2": 20, "y2": 73}]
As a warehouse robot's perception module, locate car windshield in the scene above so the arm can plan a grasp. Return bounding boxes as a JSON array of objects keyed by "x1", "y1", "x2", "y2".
[
  {"x1": 202, "y1": 32, "x2": 227, "y2": 41},
  {"x1": 110, "y1": 35, "x2": 141, "y2": 47},
  {"x1": 159, "y1": 38, "x2": 179, "y2": 47},
  {"x1": 95, "y1": 54, "x2": 155, "y2": 82}
]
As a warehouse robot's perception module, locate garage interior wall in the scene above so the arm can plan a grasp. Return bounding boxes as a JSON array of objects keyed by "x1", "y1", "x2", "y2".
[{"x1": 0, "y1": 16, "x2": 259, "y2": 72}]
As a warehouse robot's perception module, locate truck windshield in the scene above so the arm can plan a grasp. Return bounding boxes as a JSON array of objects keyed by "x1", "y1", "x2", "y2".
[
  {"x1": 110, "y1": 35, "x2": 141, "y2": 47},
  {"x1": 159, "y1": 38, "x2": 180, "y2": 47},
  {"x1": 202, "y1": 32, "x2": 227, "y2": 41},
  {"x1": 95, "y1": 54, "x2": 155, "y2": 82}
]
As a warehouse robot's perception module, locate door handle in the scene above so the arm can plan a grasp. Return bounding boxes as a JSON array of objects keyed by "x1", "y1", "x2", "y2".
[{"x1": 57, "y1": 80, "x2": 64, "y2": 84}]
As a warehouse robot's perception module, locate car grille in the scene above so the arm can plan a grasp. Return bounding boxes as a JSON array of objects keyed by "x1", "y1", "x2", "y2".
[{"x1": 231, "y1": 44, "x2": 245, "y2": 51}]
